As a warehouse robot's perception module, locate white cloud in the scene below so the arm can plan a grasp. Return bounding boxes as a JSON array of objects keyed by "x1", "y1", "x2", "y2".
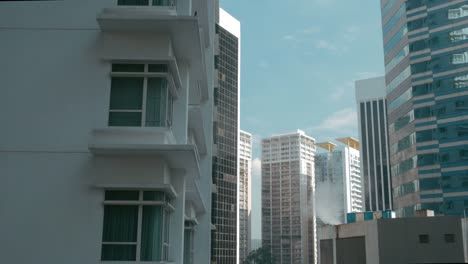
[
  {"x1": 308, "y1": 108, "x2": 358, "y2": 133},
  {"x1": 283, "y1": 35, "x2": 296, "y2": 41},
  {"x1": 299, "y1": 26, "x2": 321, "y2": 35},
  {"x1": 329, "y1": 87, "x2": 346, "y2": 101},
  {"x1": 315, "y1": 39, "x2": 337, "y2": 51},
  {"x1": 343, "y1": 26, "x2": 361, "y2": 42}
]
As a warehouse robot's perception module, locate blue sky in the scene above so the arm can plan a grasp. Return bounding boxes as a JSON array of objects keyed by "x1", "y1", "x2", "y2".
[{"x1": 220, "y1": 0, "x2": 385, "y2": 239}]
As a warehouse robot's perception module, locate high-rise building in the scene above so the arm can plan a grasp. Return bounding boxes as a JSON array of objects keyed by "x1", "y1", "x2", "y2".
[
  {"x1": 1, "y1": 1, "x2": 216, "y2": 263},
  {"x1": 315, "y1": 138, "x2": 363, "y2": 225},
  {"x1": 211, "y1": 8, "x2": 240, "y2": 264},
  {"x1": 239, "y1": 130, "x2": 252, "y2": 263},
  {"x1": 355, "y1": 77, "x2": 393, "y2": 212},
  {"x1": 380, "y1": 0, "x2": 468, "y2": 217},
  {"x1": 261, "y1": 130, "x2": 317, "y2": 264},
  {"x1": 250, "y1": 238, "x2": 262, "y2": 252}
]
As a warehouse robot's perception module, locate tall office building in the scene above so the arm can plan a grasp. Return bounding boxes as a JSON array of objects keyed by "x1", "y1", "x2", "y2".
[
  {"x1": 261, "y1": 130, "x2": 317, "y2": 264},
  {"x1": 211, "y1": 8, "x2": 240, "y2": 264},
  {"x1": 381, "y1": 0, "x2": 468, "y2": 217},
  {"x1": 355, "y1": 77, "x2": 393, "y2": 212},
  {"x1": 1, "y1": 1, "x2": 216, "y2": 263},
  {"x1": 239, "y1": 130, "x2": 252, "y2": 263},
  {"x1": 315, "y1": 138, "x2": 363, "y2": 225}
]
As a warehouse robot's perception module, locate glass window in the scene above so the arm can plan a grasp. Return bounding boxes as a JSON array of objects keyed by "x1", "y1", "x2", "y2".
[
  {"x1": 419, "y1": 178, "x2": 440, "y2": 190},
  {"x1": 448, "y1": 5, "x2": 468, "y2": 20},
  {"x1": 451, "y1": 52, "x2": 468, "y2": 64},
  {"x1": 415, "y1": 106, "x2": 432, "y2": 119},
  {"x1": 389, "y1": 89, "x2": 412, "y2": 110},
  {"x1": 383, "y1": 4, "x2": 406, "y2": 35},
  {"x1": 109, "y1": 64, "x2": 174, "y2": 127},
  {"x1": 413, "y1": 83, "x2": 432, "y2": 96},
  {"x1": 418, "y1": 153, "x2": 438, "y2": 166},
  {"x1": 386, "y1": 45, "x2": 409, "y2": 74},
  {"x1": 385, "y1": 25, "x2": 408, "y2": 53},
  {"x1": 387, "y1": 66, "x2": 411, "y2": 93},
  {"x1": 449, "y1": 27, "x2": 468, "y2": 43},
  {"x1": 390, "y1": 110, "x2": 414, "y2": 133},
  {"x1": 184, "y1": 222, "x2": 195, "y2": 264},
  {"x1": 454, "y1": 74, "x2": 468, "y2": 88},
  {"x1": 416, "y1": 129, "x2": 434, "y2": 142},
  {"x1": 410, "y1": 39, "x2": 427, "y2": 52},
  {"x1": 117, "y1": 0, "x2": 175, "y2": 6},
  {"x1": 445, "y1": 234, "x2": 455, "y2": 243},
  {"x1": 101, "y1": 190, "x2": 172, "y2": 261},
  {"x1": 419, "y1": 234, "x2": 430, "y2": 243},
  {"x1": 408, "y1": 17, "x2": 427, "y2": 31},
  {"x1": 391, "y1": 133, "x2": 416, "y2": 154}
]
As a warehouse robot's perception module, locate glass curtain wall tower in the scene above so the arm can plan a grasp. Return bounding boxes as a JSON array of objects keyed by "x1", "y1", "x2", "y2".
[
  {"x1": 381, "y1": 0, "x2": 468, "y2": 217},
  {"x1": 261, "y1": 130, "x2": 316, "y2": 264},
  {"x1": 355, "y1": 77, "x2": 393, "y2": 212},
  {"x1": 211, "y1": 8, "x2": 241, "y2": 264}
]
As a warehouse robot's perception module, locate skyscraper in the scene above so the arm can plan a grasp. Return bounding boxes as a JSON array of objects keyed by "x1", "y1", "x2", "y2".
[
  {"x1": 381, "y1": 0, "x2": 468, "y2": 216},
  {"x1": 211, "y1": 8, "x2": 240, "y2": 264},
  {"x1": 261, "y1": 130, "x2": 316, "y2": 264},
  {"x1": 1, "y1": 0, "x2": 216, "y2": 263},
  {"x1": 239, "y1": 130, "x2": 252, "y2": 263},
  {"x1": 315, "y1": 138, "x2": 363, "y2": 225},
  {"x1": 355, "y1": 77, "x2": 393, "y2": 212}
]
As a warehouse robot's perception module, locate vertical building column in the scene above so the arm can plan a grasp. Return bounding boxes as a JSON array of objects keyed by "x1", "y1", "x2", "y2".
[
  {"x1": 169, "y1": 172, "x2": 186, "y2": 264},
  {"x1": 172, "y1": 62, "x2": 189, "y2": 144}
]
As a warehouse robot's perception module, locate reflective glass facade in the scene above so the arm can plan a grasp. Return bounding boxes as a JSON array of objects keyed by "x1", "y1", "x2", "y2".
[
  {"x1": 211, "y1": 24, "x2": 239, "y2": 264},
  {"x1": 381, "y1": 0, "x2": 468, "y2": 217},
  {"x1": 358, "y1": 98, "x2": 392, "y2": 211}
]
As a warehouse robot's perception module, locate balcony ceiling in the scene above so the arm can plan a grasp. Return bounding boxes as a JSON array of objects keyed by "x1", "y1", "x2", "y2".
[{"x1": 97, "y1": 8, "x2": 208, "y2": 100}]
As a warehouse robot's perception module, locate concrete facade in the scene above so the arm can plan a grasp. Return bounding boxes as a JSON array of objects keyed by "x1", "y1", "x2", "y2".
[
  {"x1": 261, "y1": 130, "x2": 317, "y2": 264},
  {"x1": 319, "y1": 216, "x2": 468, "y2": 264},
  {"x1": 0, "y1": 0, "x2": 216, "y2": 263},
  {"x1": 239, "y1": 131, "x2": 252, "y2": 263}
]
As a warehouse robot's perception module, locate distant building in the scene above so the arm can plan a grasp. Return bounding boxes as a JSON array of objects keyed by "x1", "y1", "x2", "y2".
[
  {"x1": 319, "y1": 215, "x2": 468, "y2": 264},
  {"x1": 211, "y1": 8, "x2": 241, "y2": 264},
  {"x1": 380, "y1": 0, "x2": 468, "y2": 217},
  {"x1": 355, "y1": 77, "x2": 392, "y2": 212},
  {"x1": 239, "y1": 130, "x2": 252, "y2": 263},
  {"x1": 250, "y1": 238, "x2": 262, "y2": 252},
  {"x1": 261, "y1": 130, "x2": 317, "y2": 264},
  {"x1": 315, "y1": 138, "x2": 363, "y2": 225}
]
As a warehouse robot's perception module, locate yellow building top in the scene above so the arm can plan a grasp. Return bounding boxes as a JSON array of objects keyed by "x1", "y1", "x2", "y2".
[
  {"x1": 336, "y1": 137, "x2": 360, "y2": 150},
  {"x1": 317, "y1": 142, "x2": 337, "y2": 152}
]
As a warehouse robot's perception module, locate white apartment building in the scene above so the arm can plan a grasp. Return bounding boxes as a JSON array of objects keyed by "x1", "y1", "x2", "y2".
[
  {"x1": 261, "y1": 130, "x2": 317, "y2": 264},
  {"x1": 239, "y1": 130, "x2": 252, "y2": 263},
  {"x1": 315, "y1": 138, "x2": 363, "y2": 225},
  {"x1": 0, "y1": 0, "x2": 216, "y2": 263}
]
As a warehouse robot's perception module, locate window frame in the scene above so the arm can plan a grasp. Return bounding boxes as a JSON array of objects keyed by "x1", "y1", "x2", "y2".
[
  {"x1": 101, "y1": 190, "x2": 174, "y2": 262},
  {"x1": 117, "y1": 0, "x2": 176, "y2": 7},
  {"x1": 109, "y1": 63, "x2": 176, "y2": 128}
]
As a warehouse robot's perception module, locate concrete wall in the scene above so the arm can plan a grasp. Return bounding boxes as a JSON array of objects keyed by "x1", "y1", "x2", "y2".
[
  {"x1": 378, "y1": 217, "x2": 467, "y2": 264},
  {"x1": 336, "y1": 237, "x2": 366, "y2": 264},
  {"x1": 0, "y1": 0, "x2": 215, "y2": 263}
]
